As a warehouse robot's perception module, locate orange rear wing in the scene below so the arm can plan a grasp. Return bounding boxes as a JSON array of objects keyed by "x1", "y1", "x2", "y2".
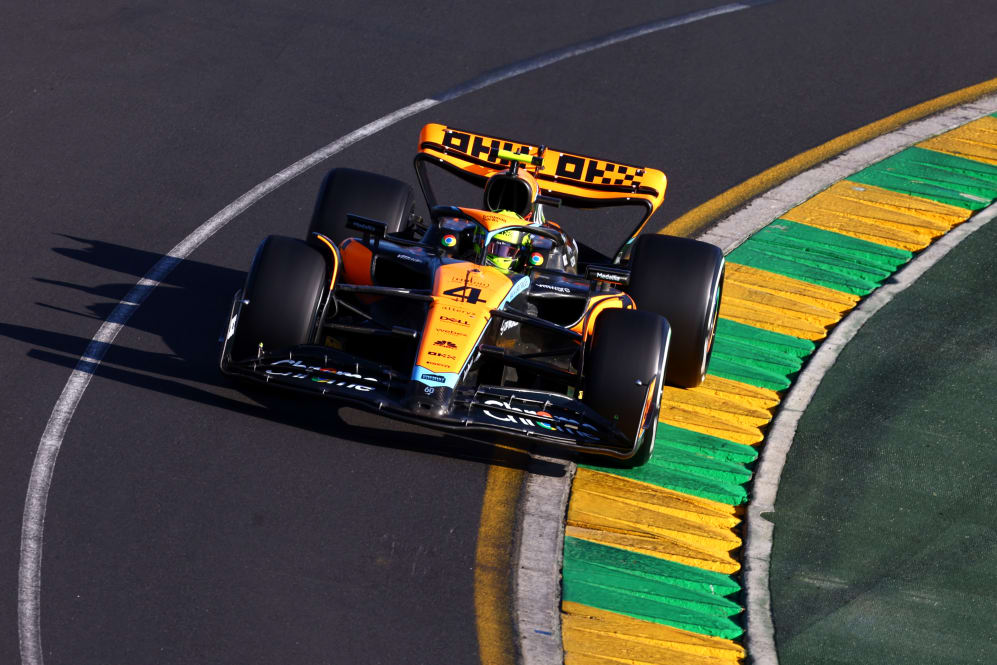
[{"x1": 415, "y1": 124, "x2": 667, "y2": 255}]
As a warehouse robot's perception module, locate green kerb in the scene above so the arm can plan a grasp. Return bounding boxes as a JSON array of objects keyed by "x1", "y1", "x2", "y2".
[
  {"x1": 716, "y1": 318, "x2": 815, "y2": 358},
  {"x1": 850, "y1": 146, "x2": 997, "y2": 209},
  {"x1": 654, "y1": 421, "x2": 758, "y2": 465},
  {"x1": 562, "y1": 537, "x2": 744, "y2": 638},
  {"x1": 581, "y1": 455, "x2": 749, "y2": 505},
  {"x1": 727, "y1": 221, "x2": 905, "y2": 295},
  {"x1": 747, "y1": 220, "x2": 911, "y2": 271}
]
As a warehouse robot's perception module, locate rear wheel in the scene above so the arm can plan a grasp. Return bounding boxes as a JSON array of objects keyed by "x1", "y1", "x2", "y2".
[
  {"x1": 627, "y1": 234, "x2": 724, "y2": 388},
  {"x1": 583, "y1": 309, "x2": 670, "y2": 467},
  {"x1": 307, "y1": 168, "x2": 415, "y2": 245},
  {"x1": 230, "y1": 235, "x2": 327, "y2": 361}
]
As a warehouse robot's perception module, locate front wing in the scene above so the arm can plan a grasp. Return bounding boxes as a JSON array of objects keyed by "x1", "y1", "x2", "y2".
[{"x1": 219, "y1": 343, "x2": 641, "y2": 460}]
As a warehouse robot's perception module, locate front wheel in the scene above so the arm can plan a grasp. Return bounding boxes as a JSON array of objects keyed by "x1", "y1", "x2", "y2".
[
  {"x1": 582, "y1": 309, "x2": 670, "y2": 467},
  {"x1": 230, "y1": 235, "x2": 327, "y2": 361}
]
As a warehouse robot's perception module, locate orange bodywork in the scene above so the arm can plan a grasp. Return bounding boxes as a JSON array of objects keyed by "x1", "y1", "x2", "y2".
[
  {"x1": 418, "y1": 123, "x2": 667, "y2": 237},
  {"x1": 339, "y1": 238, "x2": 374, "y2": 286},
  {"x1": 416, "y1": 263, "x2": 517, "y2": 375},
  {"x1": 336, "y1": 233, "x2": 633, "y2": 372},
  {"x1": 456, "y1": 207, "x2": 532, "y2": 233},
  {"x1": 334, "y1": 209, "x2": 635, "y2": 387},
  {"x1": 569, "y1": 293, "x2": 635, "y2": 337}
]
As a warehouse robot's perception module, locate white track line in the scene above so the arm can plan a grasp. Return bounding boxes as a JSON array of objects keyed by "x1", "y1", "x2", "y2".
[
  {"x1": 744, "y1": 201, "x2": 997, "y2": 665},
  {"x1": 720, "y1": 95, "x2": 997, "y2": 665},
  {"x1": 17, "y1": 4, "x2": 768, "y2": 664},
  {"x1": 514, "y1": 457, "x2": 575, "y2": 665}
]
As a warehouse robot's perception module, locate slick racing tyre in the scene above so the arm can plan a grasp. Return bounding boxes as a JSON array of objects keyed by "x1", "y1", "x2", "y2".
[
  {"x1": 307, "y1": 167, "x2": 416, "y2": 245},
  {"x1": 627, "y1": 234, "x2": 724, "y2": 388},
  {"x1": 230, "y1": 235, "x2": 327, "y2": 361},
  {"x1": 583, "y1": 309, "x2": 670, "y2": 467}
]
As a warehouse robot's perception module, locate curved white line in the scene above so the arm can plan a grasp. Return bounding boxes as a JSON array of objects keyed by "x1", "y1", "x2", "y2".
[
  {"x1": 16, "y1": 96, "x2": 439, "y2": 665},
  {"x1": 743, "y1": 201, "x2": 997, "y2": 665},
  {"x1": 694, "y1": 91, "x2": 997, "y2": 665},
  {"x1": 17, "y1": 4, "x2": 768, "y2": 664}
]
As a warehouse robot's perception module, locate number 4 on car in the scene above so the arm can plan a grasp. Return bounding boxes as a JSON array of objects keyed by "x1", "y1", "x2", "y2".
[{"x1": 219, "y1": 123, "x2": 724, "y2": 466}]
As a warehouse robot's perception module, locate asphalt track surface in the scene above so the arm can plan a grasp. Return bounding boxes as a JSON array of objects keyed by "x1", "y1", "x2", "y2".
[{"x1": 2, "y1": 2, "x2": 997, "y2": 663}]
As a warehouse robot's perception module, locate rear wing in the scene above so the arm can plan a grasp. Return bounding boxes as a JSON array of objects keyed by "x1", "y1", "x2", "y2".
[{"x1": 414, "y1": 123, "x2": 668, "y2": 259}]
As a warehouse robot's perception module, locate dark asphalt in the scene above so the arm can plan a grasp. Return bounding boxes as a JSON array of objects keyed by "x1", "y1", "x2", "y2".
[{"x1": 2, "y1": 1, "x2": 997, "y2": 663}]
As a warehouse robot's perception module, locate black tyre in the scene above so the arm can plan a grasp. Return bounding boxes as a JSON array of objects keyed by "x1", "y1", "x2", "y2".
[
  {"x1": 307, "y1": 167, "x2": 415, "y2": 245},
  {"x1": 583, "y1": 309, "x2": 670, "y2": 467},
  {"x1": 627, "y1": 234, "x2": 725, "y2": 388},
  {"x1": 230, "y1": 236, "x2": 327, "y2": 361}
]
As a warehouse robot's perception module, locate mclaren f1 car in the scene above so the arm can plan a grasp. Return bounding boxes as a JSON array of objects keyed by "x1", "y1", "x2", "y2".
[{"x1": 219, "y1": 124, "x2": 725, "y2": 465}]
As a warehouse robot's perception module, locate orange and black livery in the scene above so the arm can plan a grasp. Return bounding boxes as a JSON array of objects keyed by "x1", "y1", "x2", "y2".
[{"x1": 219, "y1": 125, "x2": 724, "y2": 465}]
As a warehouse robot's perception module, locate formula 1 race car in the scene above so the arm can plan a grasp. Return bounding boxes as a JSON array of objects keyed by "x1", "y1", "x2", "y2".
[{"x1": 219, "y1": 124, "x2": 724, "y2": 465}]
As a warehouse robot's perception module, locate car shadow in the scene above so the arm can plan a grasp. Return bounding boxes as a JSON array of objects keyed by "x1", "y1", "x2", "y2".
[{"x1": 6, "y1": 234, "x2": 567, "y2": 477}]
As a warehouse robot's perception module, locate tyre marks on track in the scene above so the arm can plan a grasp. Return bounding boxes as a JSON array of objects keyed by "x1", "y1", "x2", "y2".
[{"x1": 559, "y1": 105, "x2": 997, "y2": 664}]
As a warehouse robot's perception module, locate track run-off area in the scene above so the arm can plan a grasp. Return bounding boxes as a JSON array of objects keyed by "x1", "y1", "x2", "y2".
[
  {"x1": 3, "y1": 2, "x2": 997, "y2": 664},
  {"x1": 551, "y1": 90, "x2": 997, "y2": 665}
]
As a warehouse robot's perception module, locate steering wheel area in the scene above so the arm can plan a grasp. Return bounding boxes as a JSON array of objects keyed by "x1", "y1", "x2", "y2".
[{"x1": 426, "y1": 205, "x2": 566, "y2": 272}]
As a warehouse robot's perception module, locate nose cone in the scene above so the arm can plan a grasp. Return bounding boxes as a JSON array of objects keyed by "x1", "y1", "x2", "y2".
[{"x1": 406, "y1": 383, "x2": 454, "y2": 418}]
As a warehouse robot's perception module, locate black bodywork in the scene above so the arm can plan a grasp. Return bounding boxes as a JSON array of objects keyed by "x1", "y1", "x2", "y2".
[{"x1": 220, "y1": 208, "x2": 651, "y2": 460}]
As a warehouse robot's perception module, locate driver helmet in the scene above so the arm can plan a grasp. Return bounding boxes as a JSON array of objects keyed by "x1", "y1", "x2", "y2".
[
  {"x1": 483, "y1": 169, "x2": 539, "y2": 219},
  {"x1": 485, "y1": 228, "x2": 526, "y2": 272}
]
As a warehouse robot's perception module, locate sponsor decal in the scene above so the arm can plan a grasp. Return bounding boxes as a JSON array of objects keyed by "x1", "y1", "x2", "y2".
[
  {"x1": 428, "y1": 350, "x2": 456, "y2": 360},
  {"x1": 440, "y1": 315, "x2": 470, "y2": 326},
  {"x1": 438, "y1": 131, "x2": 644, "y2": 188},
  {"x1": 499, "y1": 319, "x2": 518, "y2": 335},
  {"x1": 396, "y1": 253, "x2": 423, "y2": 264},
  {"x1": 226, "y1": 314, "x2": 238, "y2": 340},
  {"x1": 445, "y1": 272, "x2": 491, "y2": 288},
  {"x1": 441, "y1": 131, "x2": 530, "y2": 164},
  {"x1": 266, "y1": 359, "x2": 378, "y2": 383},
  {"x1": 535, "y1": 282, "x2": 571, "y2": 294},
  {"x1": 501, "y1": 275, "x2": 530, "y2": 305},
  {"x1": 481, "y1": 212, "x2": 518, "y2": 226},
  {"x1": 480, "y1": 399, "x2": 600, "y2": 440},
  {"x1": 553, "y1": 154, "x2": 643, "y2": 187},
  {"x1": 529, "y1": 252, "x2": 544, "y2": 266},
  {"x1": 441, "y1": 305, "x2": 475, "y2": 316},
  {"x1": 423, "y1": 386, "x2": 435, "y2": 395},
  {"x1": 263, "y1": 362, "x2": 376, "y2": 393},
  {"x1": 420, "y1": 373, "x2": 446, "y2": 383},
  {"x1": 441, "y1": 233, "x2": 457, "y2": 248},
  {"x1": 308, "y1": 377, "x2": 374, "y2": 392},
  {"x1": 437, "y1": 328, "x2": 468, "y2": 337},
  {"x1": 263, "y1": 372, "x2": 373, "y2": 392},
  {"x1": 346, "y1": 216, "x2": 387, "y2": 236},
  {"x1": 586, "y1": 266, "x2": 630, "y2": 285},
  {"x1": 434, "y1": 340, "x2": 458, "y2": 349},
  {"x1": 534, "y1": 410, "x2": 556, "y2": 431}
]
